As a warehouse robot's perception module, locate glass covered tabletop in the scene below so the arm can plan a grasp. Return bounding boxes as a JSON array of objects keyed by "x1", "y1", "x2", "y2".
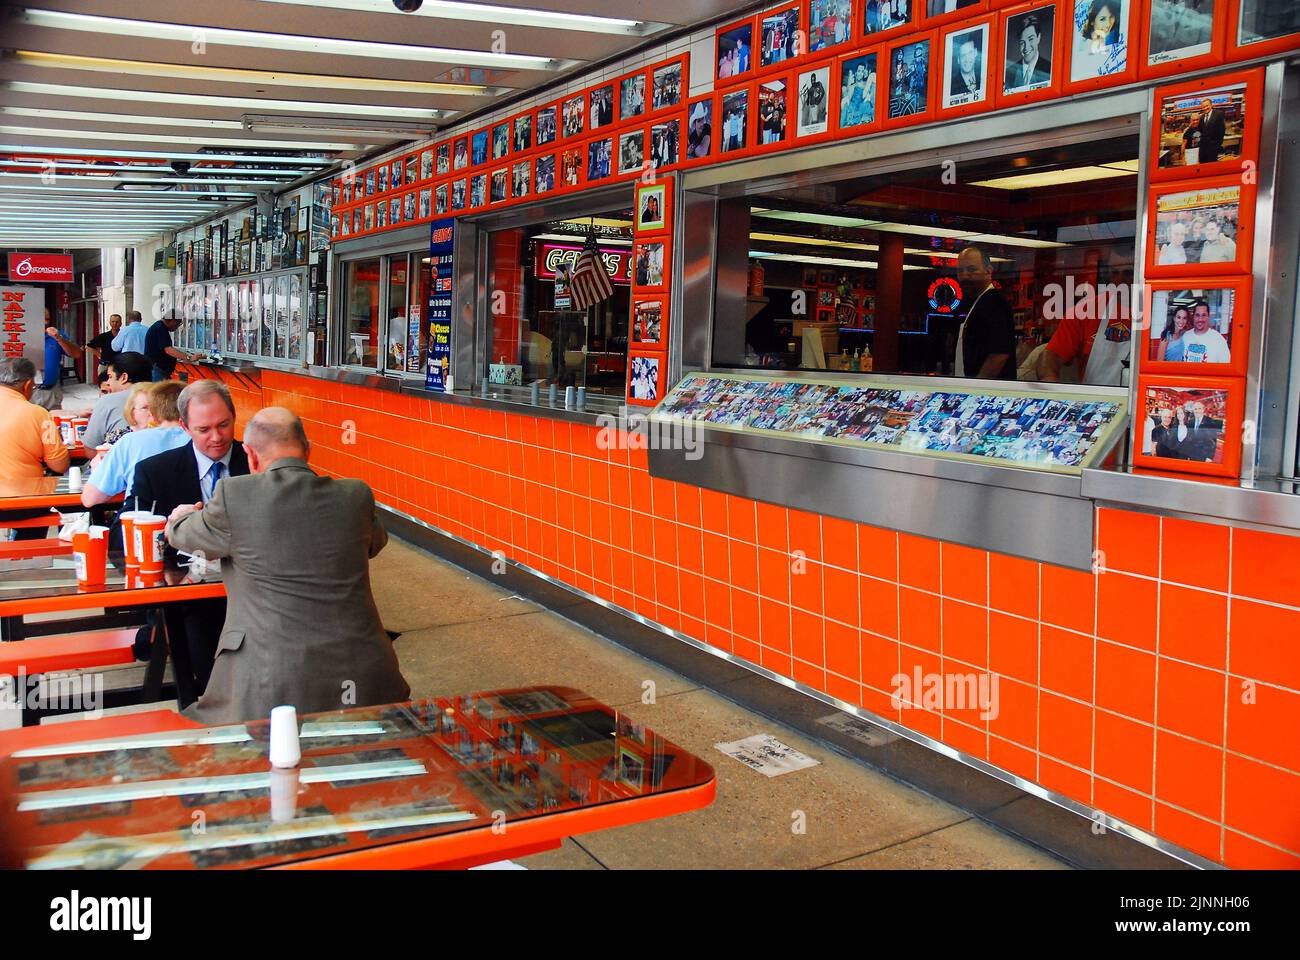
[
  {"x1": 0, "y1": 555, "x2": 223, "y2": 611},
  {"x1": 0, "y1": 686, "x2": 716, "y2": 869}
]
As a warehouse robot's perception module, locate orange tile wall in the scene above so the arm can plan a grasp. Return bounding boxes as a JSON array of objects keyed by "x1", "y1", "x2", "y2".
[{"x1": 259, "y1": 369, "x2": 1300, "y2": 870}]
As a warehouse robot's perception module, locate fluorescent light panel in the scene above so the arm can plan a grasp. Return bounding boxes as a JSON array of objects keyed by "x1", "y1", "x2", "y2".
[
  {"x1": 0, "y1": 173, "x2": 301, "y2": 187},
  {"x1": 17, "y1": 9, "x2": 570, "y2": 72},
  {"x1": 0, "y1": 145, "x2": 329, "y2": 165},
  {"x1": 252, "y1": 0, "x2": 660, "y2": 35},
  {"x1": 967, "y1": 165, "x2": 1138, "y2": 190},
  {"x1": 0, "y1": 184, "x2": 257, "y2": 197},
  {"x1": 0, "y1": 108, "x2": 246, "y2": 130},
  {"x1": 1, "y1": 160, "x2": 304, "y2": 177},
  {"x1": 0, "y1": 126, "x2": 368, "y2": 151},
  {"x1": 751, "y1": 209, "x2": 1066, "y2": 249}
]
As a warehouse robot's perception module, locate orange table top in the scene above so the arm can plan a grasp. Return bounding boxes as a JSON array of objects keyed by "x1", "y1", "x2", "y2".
[
  {"x1": 0, "y1": 557, "x2": 225, "y2": 617},
  {"x1": 0, "y1": 474, "x2": 118, "y2": 512},
  {"x1": 0, "y1": 686, "x2": 716, "y2": 870}
]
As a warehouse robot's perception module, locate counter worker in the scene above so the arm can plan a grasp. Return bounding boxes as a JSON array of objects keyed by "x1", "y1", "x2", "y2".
[
  {"x1": 953, "y1": 246, "x2": 1016, "y2": 380},
  {"x1": 1038, "y1": 251, "x2": 1132, "y2": 385}
]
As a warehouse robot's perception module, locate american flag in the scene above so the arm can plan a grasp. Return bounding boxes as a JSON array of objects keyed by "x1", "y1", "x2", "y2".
[{"x1": 569, "y1": 231, "x2": 614, "y2": 311}]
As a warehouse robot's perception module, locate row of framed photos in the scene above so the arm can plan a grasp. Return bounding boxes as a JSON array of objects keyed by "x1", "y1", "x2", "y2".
[
  {"x1": 627, "y1": 178, "x2": 675, "y2": 407},
  {"x1": 716, "y1": 0, "x2": 1298, "y2": 90},
  {"x1": 174, "y1": 276, "x2": 305, "y2": 363}
]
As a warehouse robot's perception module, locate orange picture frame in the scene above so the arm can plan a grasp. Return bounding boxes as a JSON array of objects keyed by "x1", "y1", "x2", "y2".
[
  {"x1": 1226, "y1": 0, "x2": 1300, "y2": 61},
  {"x1": 994, "y1": 0, "x2": 1067, "y2": 108},
  {"x1": 1140, "y1": 0, "x2": 1228, "y2": 79},
  {"x1": 938, "y1": 14, "x2": 999, "y2": 117},
  {"x1": 1132, "y1": 373, "x2": 1244, "y2": 478},
  {"x1": 1140, "y1": 275, "x2": 1250, "y2": 376},
  {"x1": 1146, "y1": 175, "x2": 1255, "y2": 278},
  {"x1": 830, "y1": 46, "x2": 883, "y2": 137},
  {"x1": 923, "y1": 0, "x2": 990, "y2": 29},
  {"x1": 1062, "y1": 0, "x2": 1142, "y2": 95},
  {"x1": 882, "y1": 29, "x2": 940, "y2": 129},
  {"x1": 1148, "y1": 66, "x2": 1263, "y2": 184}
]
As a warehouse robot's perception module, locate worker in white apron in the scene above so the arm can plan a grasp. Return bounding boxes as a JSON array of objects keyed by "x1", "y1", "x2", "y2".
[{"x1": 1039, "y1": 306, "x2": 1131, "y2": 386}]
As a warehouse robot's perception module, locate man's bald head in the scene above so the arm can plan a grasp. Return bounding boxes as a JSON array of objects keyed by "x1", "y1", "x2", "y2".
[{"x1": 244, "y1": 407, "x2": 310, "y2": 473}]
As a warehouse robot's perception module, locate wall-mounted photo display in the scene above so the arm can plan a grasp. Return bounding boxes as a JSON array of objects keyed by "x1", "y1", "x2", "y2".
[
  {"x1": 513, "y1": 114, "x2": 533, "y2": 153},
  {"x1": 650, "y1": 118, "x2": 680, "y2": 168},
  {"x1": 618, "y1": 129, "x2": 645, "y2": 176},
  {"x1": 835, "y1": 51, "x2": 879, "y2": 132},
  {"x1": 352, "y1": 209, "x2": 362, "y2": 234},
  {"x1": 1142, "y1": 277, "x2": 1249, "y2": 373},
  {"x1": 433, "y1": 146, "x2": 446, "y2": 177},
  {"x1": 330, "y1": 214, "x2": 340, "y2": 239},
  {"x1": 719, "y1": 86, "x2": 751, "y2": 154},
  {"x1": 1134, "y1": 374, "x2": 1243, "y2": 476},
  {"x1": 363, "y1": 204, "x2": 374, "y2": 231},
  {"x1": 587, "y1": 137, "x2": 614, "y2": 180},
  {"x1": 451, "y1": 178, "x2": 466, "y2": 209},
  {"x1": 686, "y1": 97, "x2": 714, "y2": 161},
  {"x1": 365, "y1": 169, "x2": 376, "y2": 196},
  {"x1": 798, "y1": 63, "x2": 833, "y2": 137},
  {"x1": 999, "y1": 2, "x2": 1060, "y2": 105},
  {"x1": 718, "y1": 19, "x2": 754, "y2": 80},
  {"x1": 760, "y1": 6, "x2": 801, "y2": 68},
  {"x1": 651, "y1": 59, "x2": 684, "y2": 111},
  {"x1": 341, "y1": 178, "x2": 353, "y2": 203},
  {"x1": 1145, "y1": 0, "x2": 1221, "y2": 75},
  {"x1": 636, "y1": 180, "x2": 670, "y2": 233},
  {"x1": 490, "y1": 167, "x2": 509, "y2": 203},
  {"x1": 535, "y1": 153, "x2": 556, "y2": 194},
  {"x1": 758, "y1": 77, "x2": 790, "y2": 145},
  {"x1": 633, "y1": 238, "x2": 669, "y2": 290},
  {"x1": 561, "y1": 146, "x2": 584, "y2": 187},
  {"x1": 377, "y1": 164, "x2": 390, "y2": 193},
  {"x1": 536, "y1": 104, "x2": 558, "y2": 145},
  {"x1": 1067, "y1": 0, "x2": 1135, "y2": 89},
  {"x1": 590, "y1": 84, "x2": 615, "y2": 129},
  {"x1": 469, "y1": 172, "x2": 487, "y2": 207},
  {"x1": 1230, "y1": 0, "x2": 1300, "y2": 58},
  {"x1": 942, "y1": 19, "x2": 992, "y2": 114},
  {"x1": 632, "y1": 297, "x2": 666, "y2": 348},
  {"x1": 925, "y1": 0, "x2": 987, "y2": 25},
  {"x1": 865, "y1": 0, "x2": 919, "y2": 38},
  {"x1": 562, "y1": 94, "x2": 585, "y2": 138},
  {"x1": 471, "y1": 129, "x2": 490, "y2": 166},
  {"x1": 375, "y1": 199, "x2": 388, "y2": 229},
  {"x1": 511, "y1": 159, "x2": 531, "y2": 199},
  {"x1": 1147, "y1": 177, "x2": 1254, "y2": 276},
  {"x1": 1151, "y1": 68, "x2": 1261, "y2": 182},
  {"x1": 453, "y1": 137, "x2": 469, "y2": 170},
  {"x1": 406, "y1": 155, "x2": 418, "y2": 185},
  {"x1": 886, "y1": 34, "x2": 936, "y2": 124},
  {"x1": 386, "y1": 196, "x2": 398, "y2": 225},
  {"x1": 434, "y1": 184, "x2": 448, "y2": 214},
  {"x1": 810, "y1": 0, "x2": 855, "y2": 52},
  {"x1": 492, "y1": 121, "x2": 510, "y2": 160},
  {"x1": 419, "y1": 188, "x2": 432, "y2": 218},
  {"x1": 628, "y1": 352, "x2": 666, "y2": 405},
  {"x1": 619, "y1": 71, "x2": 647, "y2": 121},
  {"x1": 403, "y1": 191, "x2": 416, "y2": 221},
  {"x1": 392, "y1": 157, "x2": 404, "y2": 187}
]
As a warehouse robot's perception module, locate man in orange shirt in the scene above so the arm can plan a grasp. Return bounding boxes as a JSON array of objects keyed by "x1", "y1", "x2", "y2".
[{"x1": 0, "y1": 357, "x2": 70, "y2": 541}]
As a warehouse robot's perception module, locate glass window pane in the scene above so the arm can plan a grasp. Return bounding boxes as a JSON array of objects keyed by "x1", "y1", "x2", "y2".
[
  {"x1": 384, "y1": 253, "x2": 409, "y2": 371},
  {"x1": 343, "y1": 258, "x2": 381, "y2": 367},
  {"x1": 406, "y1": 255, "x2": 432, "y2": 375}
]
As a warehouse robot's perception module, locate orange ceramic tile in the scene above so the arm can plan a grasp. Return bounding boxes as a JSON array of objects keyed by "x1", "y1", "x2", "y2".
[
  {"x1": 860, "y1": 631, "x2": 900, "y2": 696},
  {"x1": 677, "y1": 526, "x2": 703, "y2": 575},
  {"x1": 702, "y1": 532, "x2": 731, "y2": 582},
  {"x1": 859, "y1": 575, "x2": 898, "y2": 640},
  {"x1": 822, "y1": 565, "x2": 859, "y2": 628},
  {"x1": 755, "y1": 500, "x2": 788, "y2": 552},
  {"x1": 1040, "y1": 563, "x2": 1095, "y2": 636},
  {"x1": 899, "y1": 586, "x2": 941, "y2": 654},
  {"x1": 821, "y1": 516, "x2": 858, "y2": 571},
  {"x1": 901, "y1": 705, "x2": 943, "y2": 740},
  {"x1": 790, "y1": 559, "x2": 824, "y2": 615},
  {"x1": 1159, "y1": 584, "x2": 1228, "y2": 670},
  {"x1": 1156, "y1": 657, "x2": 1225, "y2": 746},
  {"x1": 700, "y1": 489, "x2": 729, "y2": 536},
  {"x1": 1093, "y1": 778, "x2": 1153, "y2": 833},
  {"x1": 825, "y1": 672, "x2": 861, "y2": 709},
  {"x1": 703, "y1": 579, "x2": 731, "y2": 630},
  {"x1": 675, "y1": 482, "x2": 702, "y2": 528},
  {"x1": 988, "y1": 736, "x2": 1037, "y2": 783},
  {"x1": 941, "y1": 717, "x2": 987, "y2": 760},
  {"x1": 941, "y1": 543, "x2": 988, "y2": 606},
  {"x1": 787, "y1": 508, "x2": 822, "y2": 561},
  {"x1": 1161, "y1": 517, "x2": 1230, "y2": 592},
  {"x1": 1037, "y1": 756, "x2": 1092, "y2": 808},
  {"x1": 988, "y1": 676, "x2": 1037, "y2": 749},
  {"x1": 759, "y1": 598, "x2": 792, "y2": 654},
  {"x1": 1155, "y1": 730, "x2": 1223, "y2": 821},
  {"x1": 680, "y1": 615, "x2": 706, "y2": 644},
  {"x1": 1094, "y1": 711, "x2": 1154, "y2": 794},
  {"x1": 1229, "y1": 598, "x2": 1300, "y2": 691},
  {"x1": 732, "y1": 589, "x2": 761, "y2": 643},
  {"x1": 792, "y1": 657, "x2": 825, "y2": 691},
  {"x1": 731, "y1": 634, "x2": 759, "y2": 665},
  {"x1": 988, "y1": 611, "x2": 1038, "y2": 685},
  {"x1": 631, "y1": 554, "x2": 656, "y2": 600},
  {"x1": 897, "y1": 646, "x2": 942, "y2": 708},
  {"x1": 1039, "y1": 692, "x2": 1092, "y2": 770},
  {"x1": 1224, "y1": 830, "x2": 1300, "y2": 869},
  {"x1": 729, "y1": 540, "x2": 759, "y2": 594},
  {"x1": 862, "y1": 684, "x2": 901, "y2": 722},
  {"x1": 857, "y1": 523, "x2": 897, "y2": 581},
  {"x1": 1223, "y1": 753, "x2": 1300, "y2": 854},
  {"x1": 757, "y1": 546, "x2": 791, "y2": 605},
  {"x1": 988, "y1": 552, "x2": 1039, "y2": 619},
  {"x1": 712, "y1": 625, "x2": 740, "y2": 657},
  {"x1": 941, "y1": 598, "x2": 987, "y2": 669},
  {"x1": 1153, "y1": 803, "x2": 1222, "y2": 863},
  {"x1": 791, "y1": 609, "x2": 824, "y2": 665},
  {"x1": 824, "y1": 619, "x2": 859, "y2": 681},
  {"x1": 727, "y1": 495, "x2": 757, "y2": 543},
  {"x1": 1226, "y1": 679, "x2": 1300, "y2": 772},
  {"x1": 1232, "y1": 528, "x2": 1300, "y2": 607},
  {"x1": 1094, "y1": 640, "x2": 1156, "y2": 723},
  {"x1": 940, "y1": 657, "x2": 992, "y2": 732},
  {"x1": 1039, "y1": 625, "x2": 1094, "y2": 703},
  {"x1": 898, "y1": 533, "x2": 940, "y2": 592},
  {"x1": 655, "y1": 561, "x2": 680, "y2": 612},
  {"x1": 1096, "y1": 570, "x2": 1158, "y2": 652},
  {"x1": 679, "y1": 571, "x2": 706, "y2": 622}
]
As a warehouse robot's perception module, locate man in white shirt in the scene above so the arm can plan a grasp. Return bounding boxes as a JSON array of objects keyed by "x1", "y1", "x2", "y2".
[
  {"x1": 111, "y1": 310, "x2": 150, "y2": 354},
  {"x1": 81, "y1": 351, "x2": 151, "y2": 448},
  {"x1": 1179, "y1": 300, "x2": 1231, "y2": 364}
]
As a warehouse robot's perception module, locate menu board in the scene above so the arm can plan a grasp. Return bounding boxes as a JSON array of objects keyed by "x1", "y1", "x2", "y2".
[
  {"x1": 653, "y1": 372, "x2": 1128, "y2": 474},
  {"x1": 425, "y1": 218, "x2": 454, "y2": 391}
]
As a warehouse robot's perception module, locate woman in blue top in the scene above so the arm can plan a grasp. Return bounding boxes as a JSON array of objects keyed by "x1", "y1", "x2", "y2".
[{"x1": 1157, "y1": 305, "x2": 1190, "y2": 363}]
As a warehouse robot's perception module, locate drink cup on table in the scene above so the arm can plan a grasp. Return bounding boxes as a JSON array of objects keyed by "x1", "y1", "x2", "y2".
[
  {"x1": 118, "y1": 510, "x2": 149, "y2": 569},
  {"x1": 132, "y1": 514, "x2": 166, "y2": 576},
  {"x1": 269, "y1": 705, "x2": 302, "y2": 769},
  {"x1": 66, "y1": 465, "x2": 82, "y2": 492},
  {"x1": 72, "y1": 526, "x2": 108, "y2": 587}
]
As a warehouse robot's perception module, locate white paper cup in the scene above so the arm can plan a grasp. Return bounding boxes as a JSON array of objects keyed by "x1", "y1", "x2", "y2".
[
  {"x1": 66, "y1": 465, "x2": 82, "y2": 491},
  {"x1": 268, "y1": 704, "x2": 301, "y2": 769},
  {"x1": 269, "y1": 767, "x2": 300, "y2": 823}
]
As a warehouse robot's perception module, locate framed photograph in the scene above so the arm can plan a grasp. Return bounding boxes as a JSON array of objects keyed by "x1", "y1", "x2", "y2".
[
  {"x1": 686, "y1": 97, "x2": 714, "y2": 162},
  {"x1": 490, "y1": 167, "x2": 508, "y2": 203},
  {"x1": 390, "y1": 195, "x2": 401, "y2": 224},
  {"x1": 403, "y1": 190, "x2": 416, "y2": 220},
  {"x1": 365, "y1": 169, "x2": 376, "y2": 196},
  {"x1": 924, "y1": 0, "x2": 988, "y2": 29},
  {"x1": 419, "y1": 187, "x2": 432, "y2": 218},
  {"x1": 1143, "y1": 0, "x2": 1225, "y2": 78},
  {"x1": 434, "y1": 184, "x2": 448, "y2": 214},
  {"x1": 513, "y1": 113, "x2": 533, "y2": 153},
  {"x1": 1228, "y1": 0, "x2": 1300, "y2": 60},
  {"x1": 294, "y1": 231, "x2": 307, "y2": 266},
  {"x1": 651, "y1": 58, "x2": 684, "y2": 112},
  {"x1": 352, "y1": 209, "x2": 362, "y2": 234},
  {"x1": 802, "y1": 267, "x2": 819, "y2": 286},
  {"x1": 1147, "y1": 177, "x2": 1254, "y2": 277},
  {"x1": 406, "y1": 154, "x2": 419, "y2": 184},
  {"x1": 617, "y1": 129, "x2": 645, "y2": 176},
  {"x1": 717, "y1": 85, "x2": 752, "y2": 155},
  {"x1": 1150, "y1": 68, "x2": 1261, "y2": 182},
  {"x1": 469, "y1": 172, "x2": 487, "y2": 208},
  {"x1": 560, "y1": 146, "x2": 584, "y2": 188},
  {"x1": 511, "y1": 159, "x2": 531, "y2": 199},
  {"x1": 632, "y1": 238, "x2": 670, "y2": 291},
  {"x1": 453, "y1": 137, "x2": 469, "y2": 170},
  {"x1": 1065, "y1": 0, "x2": 1138, "y2": 92},
  {"x1": 535, "y1": 153, "x2": 556, "y2": 194},
  {"x1": 718, "y1": 20, "x2": 755, "y2": 82},
  {"x1": 1142, "y1": 277, "x2": 1249, "y2": 374},
  {"x1": 492, "y1": 121, "x2": 510, "y2": 160},
  {"x1": 587, "y1": 137, "x2": 614, "y2": 181},
  {"x1": 797, "y1": 62, "x2": 835, "y2": 138},
  {"x1": 377, "y1": 163, "x2": 390, "y2": 193},
  {"x1": 589, "y1": 84, "x2": 615, "y2": 129},
  {"x1": 392, "y1": 157, "x2": 405, "y2": 186},
  {"x1": 884, "y1": 33, "x2": 938, "y2": 127},
  {"x1": 363, "y1": 203, "x2": 374, "y2": 231},
  {"x1": 561, "y1": 93, "x2": 586, "y2": 139},
  {"x1": 536, "y1": 104, "x2": 558, "y2": 146},
  {"x1": 997, "y1": 1, "x2": 1064, "y2": 107},
  {"x1": 760, "y1": 6, "x2": 802, "y2": 69},
  {"x1": 941, "y1": 19, "x2": 993, "y2": 114},
  {"x1": 835, "y1": 51, "x2": 879, "y2": 133},
  {"x1": 809, "y1": 0, "x2": 856, "y2": 53},
  {"x1": 296, "y1": 204, "x2": 309, "y2": 232},
  {"x1": 627, "y1": 352, "x2": 667, "y2": 406},
  {"x1": 451, "y1": 178, "x2": 466, "y2": 210},
  {"x1": 650, "y1": 118, "x2": 681, "y2": 169},
  {"x1": 816, "y1": 305, "x2": 836, "y2": 323},
  {"x1": 436, "y1": 144, "x2": 450, "y2": 175},
  {"x1": 632, "y1": 296, "x2": 667, "y2": 348},
  {"x1": 1133, "y1": 375, "x2": 1243, "y2": 477},
  {"x1": 757, "y1": 76, "x2": 790, "y2": 146},
  {"x1": 376, "y1": 198, "x2": 387, "y2": 229},
  {"x1": 471, "y1": 129, "x2": 489, "y2": 166},
  {"x1": 864, "y1": 0, "x2": 920, "y2": 39},
  {"x1": 819, "y1": 268, "x2": 837, "y2": 284},
  {"x1": 636, "y1": 180, "x2": 670, "y2": 233},
  {"x1": 619, "y1": 70, "x2": 647, "y2": 121}
]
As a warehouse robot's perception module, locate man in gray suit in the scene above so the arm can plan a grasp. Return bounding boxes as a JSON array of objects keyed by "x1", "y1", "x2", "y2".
[{"x1": 165, "y1": 406, "x2": 410, "y2": 725}]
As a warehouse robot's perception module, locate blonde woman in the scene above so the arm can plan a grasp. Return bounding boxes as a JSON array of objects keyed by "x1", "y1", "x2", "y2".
[{"x1": 104, "y1": 382, "x2": 154, "y2": 444}]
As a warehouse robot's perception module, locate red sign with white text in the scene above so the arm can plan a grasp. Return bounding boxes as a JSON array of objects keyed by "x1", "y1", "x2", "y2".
[{"x1": 6, "y1": 253, "x2": 74, "y2": 283}]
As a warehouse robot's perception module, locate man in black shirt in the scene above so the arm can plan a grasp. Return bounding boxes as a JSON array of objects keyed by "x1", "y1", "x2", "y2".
[
  {"x1": 954, "y1": 246, "x2": 1016, "y2": 380},
  {"x1": 84, "y1": 314, "x2": 121, "y2": 383},
  {"x1": 144, "y1": 314, "x2": 188, "y2": 381}
]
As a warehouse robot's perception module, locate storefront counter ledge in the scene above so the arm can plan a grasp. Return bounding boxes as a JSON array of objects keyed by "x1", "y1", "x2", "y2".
[{"x1": 1083, "y1": 466, "x2": 1300, "y2": 537}]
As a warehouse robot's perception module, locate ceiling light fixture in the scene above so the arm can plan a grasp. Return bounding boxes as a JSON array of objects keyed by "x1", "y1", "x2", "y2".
[
  {"x1": 252, "y1": 0, "x2": 661, "y2": 35},
  {"x1": 0, "y1": 126, "x2": 368, "y2": 151}
]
